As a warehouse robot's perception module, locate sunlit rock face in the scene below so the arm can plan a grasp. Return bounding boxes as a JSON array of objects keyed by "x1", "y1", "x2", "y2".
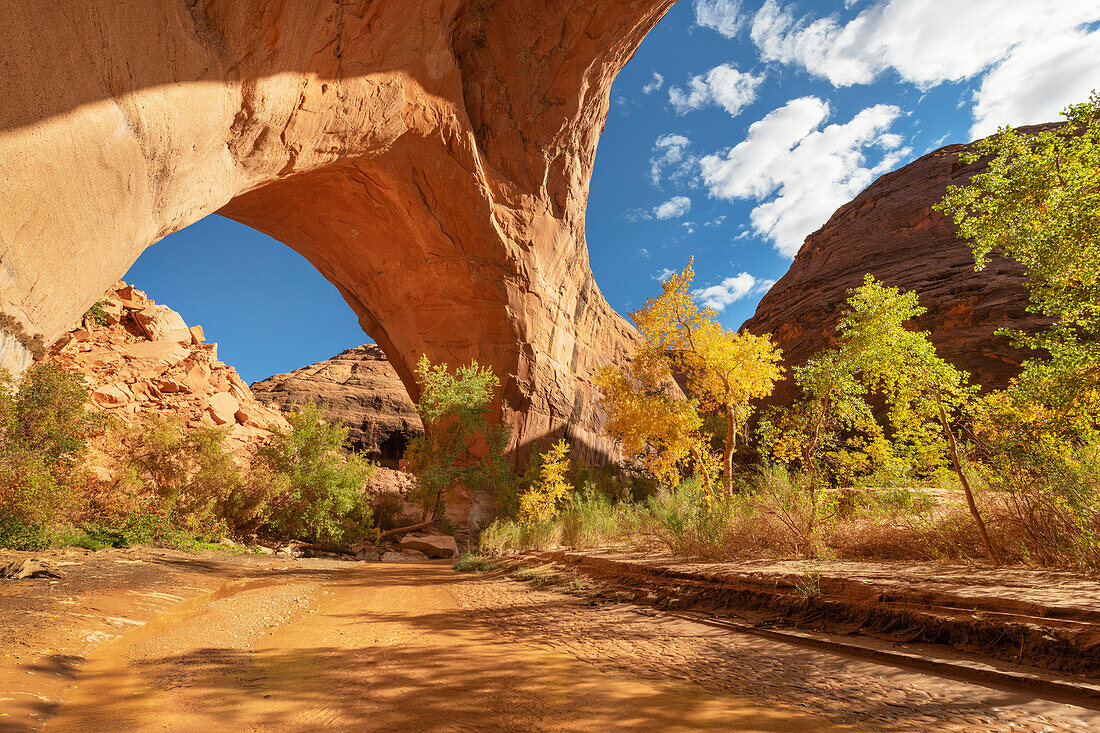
[
  {"x1": 742, "y1": 127, "x2": 1055, "y2": 404},
  {"x1": 0, "y1": 0, "x2": 674, "y2": 464},
  {"x1": 251, "y1": 345, "x2": 423, "y2": 469}
]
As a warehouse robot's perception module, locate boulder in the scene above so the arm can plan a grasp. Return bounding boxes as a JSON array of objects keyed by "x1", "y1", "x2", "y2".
[
  {"x1": 189, "y1": 325, "x2": 205, "y2": 344},
  {"x1": 133, "y1": 304, "x2": 191, "y2": 344},
  {"x1": 399, "y1": 532, "x2": 458, "y2": 559},
  {"x1": 381, "y1": 550, "x2": 428, "y2": 562},
  {"x1": 92, "y1": 383, "x2": 132, "y2": 407},
  {"x1": 123, "y1": 340, "x2": 189, "y2": 367},
  {"x1": 0, "y1": 559, "x2": 62, "y2": 580},
  {"x1": 99, "y1": 298, "x2": 124, "y2": 325},
  {"x1": 181, "y1": 363, "x2": 212, "y2": 393},
  {"x1": 206, "y1": 392, "x2": 240, "y2": 426}
]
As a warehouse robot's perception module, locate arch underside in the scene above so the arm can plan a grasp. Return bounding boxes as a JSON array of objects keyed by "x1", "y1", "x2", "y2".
[{"x1": 0, "y1": 0, "x2": 672, "y2": 466}]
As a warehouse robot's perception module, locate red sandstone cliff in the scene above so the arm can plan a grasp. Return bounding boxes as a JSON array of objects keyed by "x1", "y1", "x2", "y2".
[
  {"x1": 251, "y1": 345, "x2": 423, "y2": 469},
  {"x1": 742, "y1": 128, "x2": 1054, "y2": 402}
]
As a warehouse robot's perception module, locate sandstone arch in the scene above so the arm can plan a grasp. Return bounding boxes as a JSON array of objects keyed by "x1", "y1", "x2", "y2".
[{"x1": 0, "y1": 0, "x2": 675, "y2": 463}]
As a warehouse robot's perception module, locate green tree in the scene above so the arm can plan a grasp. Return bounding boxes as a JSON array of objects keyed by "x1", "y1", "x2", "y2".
[
  {"x1": 840, "y1": 276, "x2": 995, "y2": 563},
  {"x1": 405, "y1": 355, "x2": 513, "y2": 519},
  {"x1": 759, "y1": 348, "x2": 888, "y2": 492},
  {"x1": 937, "y1": 93, "x2": 1100, "y2": 434},
  {"x1": 0, "y1": 365, "x2": 103, "y2": 547}
]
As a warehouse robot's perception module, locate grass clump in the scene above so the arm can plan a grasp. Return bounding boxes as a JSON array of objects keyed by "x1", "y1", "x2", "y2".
[{"x1": 453, "y1": 552, "x2": 497, "y2": 573}]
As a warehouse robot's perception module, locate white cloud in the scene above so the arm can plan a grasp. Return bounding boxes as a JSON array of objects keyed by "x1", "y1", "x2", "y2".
[
  {"x1": 750, "y1": 0, "x2": 1100, "y2": 133},
  {"x1": 652, "y1": 268, "x2": 677, "y2": 282},
  {"x1": 970, "y1": 25, "x2": 1100, "y2": 137},
  {"x1": 700, "y1": 97, "x2": 909, "y2": 257},
  {"x1": 694, "y1": 0, "x2": 744, "y2": 38},
  {"x1": 669, "y1": 64, "x2": 763, "y2": 117},
  {"x1": 654, "y1": 195, "x2": 692, "y2": 220},
  {"x1": 682, "y1": 221, "x2": 696, "y2": 235},
  {"x1": 694, "y1": 273, "x2": 775, "y2": 312},
  {"x1": 642, "y1": 72, "x2": 664, "y2": 95},
  {"x1": 648, "y1": 134, "x2": 697, "y2": 186},
  {"x1": 636, "y1": 247, "x2": 651, "y2": 258}
]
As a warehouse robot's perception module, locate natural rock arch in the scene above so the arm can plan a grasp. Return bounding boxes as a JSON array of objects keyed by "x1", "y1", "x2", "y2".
[{"x1": 0, "y1": 0, "x2": 675, "y2": 463}]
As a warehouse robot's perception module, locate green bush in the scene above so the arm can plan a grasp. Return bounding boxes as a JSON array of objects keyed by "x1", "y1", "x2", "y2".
[
  {"x1": 0, "y1": 365, "x2": 102, "y2": 548},
  {"x1": 254, "y1": 403, "x2": 376, "y2": 545},
  {"x1": 453, "y1": 552, "x2": 497, "y2": 573},
  {"x1": 84, "y1": 300, "x2": 111, "y2": 326},
  {"x1": 110, "y1": 415, "x2": 248, "y2": 542}
]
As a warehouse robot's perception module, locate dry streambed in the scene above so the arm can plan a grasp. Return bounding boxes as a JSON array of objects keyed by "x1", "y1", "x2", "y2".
[{"x1": 0, "y1": 549, "x2": 1098, "y2": 732}]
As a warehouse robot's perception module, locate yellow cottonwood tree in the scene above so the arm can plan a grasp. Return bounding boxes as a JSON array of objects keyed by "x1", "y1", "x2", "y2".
[
  {"x1": 594, "y1": 350, "x2": 716, "y2": 492},
  {"x1": 631, "y1": 259, "x2": 783, "y2": 494}
]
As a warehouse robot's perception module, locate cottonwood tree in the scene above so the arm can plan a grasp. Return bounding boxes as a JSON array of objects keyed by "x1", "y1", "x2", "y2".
[
  {"x1": 840, "y1": 276, "x2": 997, "y2": 563},
  {"x1": 595, "y1": 349, "x2": 716, "y2": 493},
  {"x1": 404, "y1": 355, "x2": 512, "y2": 520},
  {"x1": 631, "y1": 260, "x2": 783, "y2": 494},
  {"x1": 758, "y1": 348, "x2": 889, "y2": 494},
  {"x1": 937, "y1": 94, "x2": 1100, "y2": 436}
]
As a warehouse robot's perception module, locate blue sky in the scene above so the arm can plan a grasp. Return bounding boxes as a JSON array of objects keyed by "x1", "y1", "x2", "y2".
[{"x1": 127, "y1": 0, "x2": 1100, "y2": 383}]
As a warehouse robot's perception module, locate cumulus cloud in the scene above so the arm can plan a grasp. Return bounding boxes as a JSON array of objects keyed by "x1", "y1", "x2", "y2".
[
  {"x1": 652, "y1": 267, "x2": 677, "y2": 282},
  {"x1": 970, "y1": 25, "x2": 1100, "y2": 137},
  {"x1": 694, "y1": 0, "x2": 744, "y2": 38},
  {"x1": 654, "y1": 195, "x2": 692, "y2": 220},
  {"x1": 642, "y1": 72, "x2": 664, "y2": 95},
  {"x1": 649, "y1": 134, "x2": 695, "y2": 186},
  {"x1": 669, "y1": 64, "x2": 763, "y2": 117},
  {"x1": 750, "y1": 0, "x2": 1100, "y2": 134},
  {"x1": 694, "y1": 273, "x2": 775, "y2": 312},
  {"x1": 700, "y1": 97, "x2": 909, "y2": 257}
]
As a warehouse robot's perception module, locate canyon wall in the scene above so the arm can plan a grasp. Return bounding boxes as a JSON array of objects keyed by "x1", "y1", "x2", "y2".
[
  {"x1": 742, "y1": 129, "x2": 1052, "y2": 403},
  {"x1": 251, "y1": 345, "x2": 423, "y2": 468},
  {"x1": 0, "y1": 0, "x2": 674, "y2": 464}
]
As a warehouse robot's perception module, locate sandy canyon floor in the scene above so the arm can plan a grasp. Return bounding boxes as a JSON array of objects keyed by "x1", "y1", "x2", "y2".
[{"x1": 1, "y1": 550, "x2": 1098, "y2": 732}]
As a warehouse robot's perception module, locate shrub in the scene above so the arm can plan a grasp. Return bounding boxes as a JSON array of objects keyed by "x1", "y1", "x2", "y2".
[
  {"x1": 518, "y1": 440, "x2": 573, "y2": 525},
  {"x1": 0, "y1": 365, "x2": 102, "y2": 548},
  {"x1": 453, "y1": 552, "x2": 497, "y2": 573},
  {"x1": 254, "y1": 403, "x2": 376, "y2": 545},
  {"x1": 478, "y1": 517, "x2": 560, "y2": 556},
  {"x1": 84, "y1": 300, "x2": 111, "y2": 326}
]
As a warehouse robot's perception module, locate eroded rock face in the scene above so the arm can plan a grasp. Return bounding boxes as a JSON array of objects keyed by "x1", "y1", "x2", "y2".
[
  {"x1": 50, "y1": 281, "x2": 290, "y2": 476},
  {"x1": 742, "y1": 128, "x2": 1053, "y2": 403},
  {"x1": 0, "y1": 0, "x2": 672, "y2": 465},
  {"x1": 251, "y1": 345, "x2": 423, "y2": 468}
]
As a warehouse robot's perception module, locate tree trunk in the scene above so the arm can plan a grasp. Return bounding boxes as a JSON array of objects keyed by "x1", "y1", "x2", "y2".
[
  {"x1": 937, "y1": 402, "x2": 1000, "y2": 565},
  {"x1": 722, "y1": 404, "x2": 737, "y2": 496},
  {"x1": 689, "y1": 444, "x2": 716, "y2": 495}
]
